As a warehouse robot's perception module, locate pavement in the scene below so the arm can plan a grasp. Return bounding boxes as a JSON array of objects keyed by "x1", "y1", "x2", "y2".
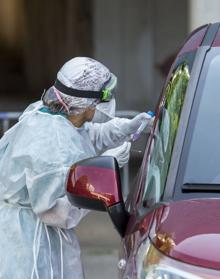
[
  {"x1": 82, "y1": 247, "x2": 119, "y2": 279},
  {"x1": 75, "y1": 211, "x2": 121, "y2": 279}
]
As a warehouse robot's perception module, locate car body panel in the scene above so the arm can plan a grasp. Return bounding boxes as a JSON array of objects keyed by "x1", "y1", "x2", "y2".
[
  {"x1": 178, "y1": 25, "x2": 208, "y2": 56},
  {"x1": 150, "y1": 200, "x2": 220, "y2": 270},
  {"x1": 212, "y1": 26, "x2": 220, "y2": 46},
  {"x1": 118, "y1": 210, "x2": 155, "y2": 278}
]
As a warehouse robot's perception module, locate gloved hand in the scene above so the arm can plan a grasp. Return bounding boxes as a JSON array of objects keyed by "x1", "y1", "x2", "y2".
[
  {"x1": 101, "y1": 141, "x2": 131, "y2": 168},
  {"x1": 127, "y1": 112, "x2": 154, "y2": 135},
  {"x1": 143, "y1": 116, "x2": 155, "y2": 133},
  {"x1": 129, "y1": 112, "x2": 152, "y2": 134}
]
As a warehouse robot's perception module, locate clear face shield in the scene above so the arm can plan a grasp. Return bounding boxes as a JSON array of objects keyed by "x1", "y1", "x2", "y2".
[
  {"x1": 92, "y1": 74, "x2": 117, "y2": 123},
  {"x1": 92, "y1": 98, "x2": 116, "y2": 123}
]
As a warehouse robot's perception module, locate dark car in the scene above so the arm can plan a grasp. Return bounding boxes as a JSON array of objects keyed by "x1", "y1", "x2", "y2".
[{"x1": 67, "y1": 22, "x2": 220, "y2": 278}]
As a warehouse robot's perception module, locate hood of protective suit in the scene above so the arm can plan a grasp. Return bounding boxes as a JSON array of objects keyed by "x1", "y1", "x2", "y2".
[
  {"x1": 57, "y1": 57, "x2": 112, "y2": 91},
  {"x1": 42, "y1": 57, "x2": 118, "y2": 117}
]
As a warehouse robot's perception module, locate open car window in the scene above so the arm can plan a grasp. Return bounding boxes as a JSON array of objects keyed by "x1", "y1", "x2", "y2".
[{"x1": 142, "y1": 63, "x2": 190, "y2": 207}]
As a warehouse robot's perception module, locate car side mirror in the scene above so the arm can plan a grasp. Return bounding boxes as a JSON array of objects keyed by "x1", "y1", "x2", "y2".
[{"x1": 66, "y1": 156, "x2": 128, "y2": 237}]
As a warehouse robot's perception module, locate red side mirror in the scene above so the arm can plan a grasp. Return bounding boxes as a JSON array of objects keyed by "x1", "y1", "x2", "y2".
[{"x1": 66, "y1": 156, "x2": 128, "y2": 237}]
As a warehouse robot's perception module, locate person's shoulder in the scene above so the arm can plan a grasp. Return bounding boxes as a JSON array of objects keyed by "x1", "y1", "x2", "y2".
[
  {"x1": 17, "y1": 110, "x2": 77, "y2": 149},
  {"x1": 28, "y1": 110, "x2": 73, "y2": 131},
  {"x1": 17, "y1": 113, "x2": 79, "y2": 166}
]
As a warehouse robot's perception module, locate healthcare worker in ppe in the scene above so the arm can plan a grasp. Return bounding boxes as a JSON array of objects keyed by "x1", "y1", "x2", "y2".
[{"x1": 0, "y1": 57, "x2": 153, "y2": 279}]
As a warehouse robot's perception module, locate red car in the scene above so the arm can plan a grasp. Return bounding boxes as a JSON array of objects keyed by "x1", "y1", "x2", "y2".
[{"x1": 67, "y1": 22, "x2": 220, "y2": 278}]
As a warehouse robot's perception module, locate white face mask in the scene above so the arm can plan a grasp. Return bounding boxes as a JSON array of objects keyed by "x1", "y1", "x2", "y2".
[{"x1": 92, "y1": 98, "x2": 116, "y2": 123}]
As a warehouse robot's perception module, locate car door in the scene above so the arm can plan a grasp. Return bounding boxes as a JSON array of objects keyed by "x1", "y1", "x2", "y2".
[{"x1": 118, "y1": 51, "x2": 197, "y2": 279}]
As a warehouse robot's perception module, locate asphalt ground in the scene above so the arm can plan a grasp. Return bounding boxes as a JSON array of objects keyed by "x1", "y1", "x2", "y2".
[{"x1": 76, "y1": 211, "x2": 121, "y2": 279}]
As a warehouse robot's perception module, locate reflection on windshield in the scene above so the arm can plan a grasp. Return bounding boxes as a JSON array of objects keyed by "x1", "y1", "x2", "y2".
[{"x1": 143, "y1": 64, "x2": 190, "y2": 205}]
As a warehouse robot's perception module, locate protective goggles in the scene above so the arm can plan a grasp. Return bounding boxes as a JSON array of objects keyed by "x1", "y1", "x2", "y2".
[{"x1": 53, "y1": 75, "x2": 117, "y2": 102}]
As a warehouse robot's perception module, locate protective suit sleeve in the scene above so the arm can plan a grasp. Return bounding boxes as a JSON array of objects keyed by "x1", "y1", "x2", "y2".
[
  {"x1": 26, "y1": 167, "x2": 89, "y2": 229},
  {"x1": 86, "y1": 112, "x2": 152, "y2": 153}
]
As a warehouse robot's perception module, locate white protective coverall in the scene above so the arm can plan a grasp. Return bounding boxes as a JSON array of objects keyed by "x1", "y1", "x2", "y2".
[{"x1": 0, "y1": 101, "x2": 148, "y2": 279}]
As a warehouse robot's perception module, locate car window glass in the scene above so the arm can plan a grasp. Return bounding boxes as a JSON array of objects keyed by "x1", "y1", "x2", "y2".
[
  {"x1": 183, "y1": 53, "x2": 220, "y2": 184},
  {"x1": 142, "y1": 64, "x2": 190, "y2": 206}
]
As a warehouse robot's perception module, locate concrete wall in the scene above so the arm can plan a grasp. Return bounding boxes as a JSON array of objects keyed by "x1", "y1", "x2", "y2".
[
  {"x1": 153, "y1": 0, "x2": 188, "y2": 98},
  {"x1": 189, "y1": 0, "x2": 220, "y2": 31},
  {"x1": 93, "y1": 0, "x2": 154, "y2": 111},
  {"x1": 93, "y1": 0, "x2": 188, "y2": 112}
]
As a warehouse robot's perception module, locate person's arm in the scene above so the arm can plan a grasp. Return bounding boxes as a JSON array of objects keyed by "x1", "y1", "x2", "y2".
[
  {"x1": 24, "y1": 119, "x2": 90, "y2": 229},
  {"x1": 26, "y1": 166, "x2": 89, "y2": 229},
  {"x1": 86, "y1": 113, "x2": 153, "y2": 154}
]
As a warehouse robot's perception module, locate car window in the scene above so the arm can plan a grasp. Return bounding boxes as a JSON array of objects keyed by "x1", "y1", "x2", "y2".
[
  {"x1": 182, "y1": 50, "x2": 220, "y2": 184},
  {"x1": 142, "y1": 64, "x2": 190, "y2": 207}
]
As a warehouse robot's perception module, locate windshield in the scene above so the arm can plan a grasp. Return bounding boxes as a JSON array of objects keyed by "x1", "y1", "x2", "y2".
[{"x1": 183, "y1": 49, "x2": 220, "y2": 184}]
